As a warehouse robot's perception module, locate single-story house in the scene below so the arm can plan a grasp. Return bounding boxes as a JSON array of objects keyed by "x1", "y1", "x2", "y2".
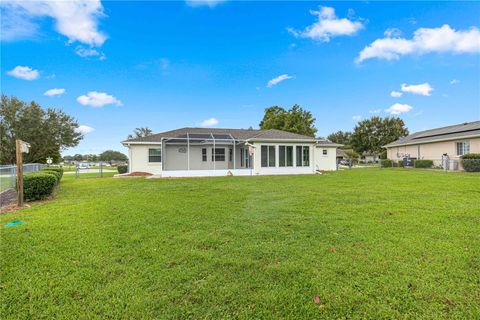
[
  {"x1": 384, "y1": 121, "x2": 480, "y2": 169},
  {"x1": 122, "y1": 127, "x2": 342, "y2": 177}
]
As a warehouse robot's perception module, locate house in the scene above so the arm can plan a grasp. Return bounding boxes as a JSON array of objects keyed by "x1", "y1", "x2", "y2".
[
  {"x1": 122, "y1": 127, "x2": 342, "y2": 177},
  {"x1": 384, "y1": 121, "x2": 480, "y2": 169}
]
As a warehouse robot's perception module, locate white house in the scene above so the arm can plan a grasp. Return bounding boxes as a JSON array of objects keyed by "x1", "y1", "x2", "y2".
[{"x1": 122, "y1": 127, "x2": 341, "y2": 177}]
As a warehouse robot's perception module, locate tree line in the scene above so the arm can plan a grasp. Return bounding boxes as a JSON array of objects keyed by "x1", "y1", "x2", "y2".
[{"x1": 1, "y1": 95, "x2": 407, "y2": 165}]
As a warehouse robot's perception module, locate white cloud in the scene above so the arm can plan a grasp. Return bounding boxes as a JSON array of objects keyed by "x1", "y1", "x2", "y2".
[
  {"x1": 288, "y1": 6, "x2": 364, "y2": 42},
  {"x1": 267, "y1": 74, "x2": 294, "y2": 88},
  {"x1": 357, "y1": 24, "x2": 480, "y2": 63},
  {"x1": 390, "y1": 91, "x2": 403, "y2": 98},
  {"x1": 77, "y1": 91, "x2": 122, "y2": 108},
  {"x1": 401, "y1": 83, "x2": 433, "y2": 96},
  {"x1": 352, "y1": 115, "x2": 362, "y2": 121},
  {"x1": 7, "y1": 65, "x2": 39, "y2": 80},
  {"x1": 185, "y1": 0, "x2": 226, "y2": 7},
  {"x1": 385, "y1": 103, "x2": 413, "y2": 115},
  {"x1": 450, "y1": 79, "x2": 460, "y2": 85},
  {"x1": 369, "y1": 109, "x2": 382, "y2": 114},
  {"x1": 44, "y1": 88, "x2": 65, "y2": 96},
  {"x1": 76, "y1": 125, "x2": 95, "y2": 134},
  {"x1": 1, "y1": 0, "x2": 107, "y2": 46},
  {"x1": 201, "y1": 117, "x2": 219, "y2": 127},
  {"x1": 75, "y1": 46, "x2": 106, "y2": 60},
  {"x1": 384, "y1": 28, "x2": 402, "y2": 38}
]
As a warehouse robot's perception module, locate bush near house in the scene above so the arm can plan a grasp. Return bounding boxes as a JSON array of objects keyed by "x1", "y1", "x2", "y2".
[
  {"x1": 397, "y1": 160, "x2": 404, "y2": 167},
  {"x1": 42, "y1": 167, "x2": 64, "y2": 179},
  {"x1": 461, "y1": 153, "x2": 480, "y2": 172},
  {"x1": 22, "y1": 172, "x2": 57, "y2": 200},
  {"x1": 41, "y1": 169, "x2": 62, "y2": 184},
  {"x1": 414, "y1": 160, "x2": 433, "y2": 168},
  {"x1": 380, "y1": 159, "x2": 393, "y2": 167},
  {"x1": 117, "y1": 165, "x2": 128, "y2": 174}
]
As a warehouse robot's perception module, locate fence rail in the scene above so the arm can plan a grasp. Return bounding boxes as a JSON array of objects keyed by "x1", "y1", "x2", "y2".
[{"x1": 0, "y1": 163, "x2": 48, "y2": 192}]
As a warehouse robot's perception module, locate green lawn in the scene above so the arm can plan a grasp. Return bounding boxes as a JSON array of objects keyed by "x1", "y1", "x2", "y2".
[{"x1": 1, "y1": 169, "x2": 479, "y2": 319}]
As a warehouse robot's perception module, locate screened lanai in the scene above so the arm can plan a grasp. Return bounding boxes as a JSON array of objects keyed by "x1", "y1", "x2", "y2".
[{"x1": 161, "y1": 132, "x2": 253, "y2": 172}]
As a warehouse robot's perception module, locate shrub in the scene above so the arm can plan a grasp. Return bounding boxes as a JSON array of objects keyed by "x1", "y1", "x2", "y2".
[
  {"x1": 461, "y1": 153, "x2": 480, "y2": 172},
  {"x1": 42, "y1": 167, "x2": 64, "y2": 179},
  {"x1": 117, "y1": 165, "x2": 128, "y2": 174},
  {"x1": 41, "y1": 168, "x2": 62, "y2": 183},
  {"x1": 414, "y1": 160, "x2": 433, "y2": 168},
  {"x1": 40, "y1": 171, "x2": 60, "y2": 185},
  {"x1": 380, "y1": 159, "x2": 393, "y2": 167},
  {"x1": 21, "y1": 172, "x2": 57, "y2": 201},
  {"x1": 397, "y1": 160, "x2": 404, "y2": 168}
]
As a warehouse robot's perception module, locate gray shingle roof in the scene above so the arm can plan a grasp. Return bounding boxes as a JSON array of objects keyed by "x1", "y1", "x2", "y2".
[
  {"x1": 122, "y1": 127, "x2": 316, "y2": 143},
  {"x1": 384, "y1": 121, "x2": 480, "y2": 147}
]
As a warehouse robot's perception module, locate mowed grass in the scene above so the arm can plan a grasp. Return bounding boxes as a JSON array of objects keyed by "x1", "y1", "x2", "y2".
[{"x1": 1, "y1": 169, "x2": 479, "y2": 319}]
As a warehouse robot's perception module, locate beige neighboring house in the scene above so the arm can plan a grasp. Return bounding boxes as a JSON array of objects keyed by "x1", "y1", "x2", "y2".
[
  {"x1": 384, "y1": 121, "x2": 480, "y2": 169},
  {"x1": 122, "y1": 127, "x2": 342, "y2": 177}
]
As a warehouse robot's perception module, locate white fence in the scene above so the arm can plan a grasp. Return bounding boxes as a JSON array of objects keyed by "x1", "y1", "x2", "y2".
[{"x1": 0, "y1": 163, "x2": 47, "y2": 192}]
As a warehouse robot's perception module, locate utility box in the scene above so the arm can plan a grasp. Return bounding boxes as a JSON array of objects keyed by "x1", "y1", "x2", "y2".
[
  {"x1": 403, "y1": 157, "x2": 416, "y2": 167},
  {"x1": 449, "y1": 160, "x2": 458, "y2": 171}
]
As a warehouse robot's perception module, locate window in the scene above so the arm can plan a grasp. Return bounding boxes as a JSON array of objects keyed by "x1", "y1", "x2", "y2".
[
  {"x1": 240, "y1": 148, "x2": 245, "y2": 167},
  {"x1": 261, "y1": 145, "x2": 276, "y2": 167},
  {"x1": 212, "y1": 148, "x2": 225, "y2": 161},
  {"x1": 296, "y1": 146, "x2": 310, "y2": 166},
  {"x1": 279, "y1": 146, "x2": 293, "y2": 167},
  {"x1": 202, "y1": 148, "x2": 207, "y2": 162},
  {"x1": 322, "y1": 149, "x2": 328, "y2": 155},
  {"x1": 456, "y1": 141, "x2": 470, "y2": 156},
  {"x1": 148, "y1": 148, "x2": 161, "y2": 162}
]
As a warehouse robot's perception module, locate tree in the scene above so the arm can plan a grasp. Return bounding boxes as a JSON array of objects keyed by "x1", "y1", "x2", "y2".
[
  {"x1": 327, "y1": 130, "x2": 352, "y2": 145},
  {"x1": 0, "y1": 95, "x2": 82, "y2": 164},
  {"x1": 259, "y1": 104, "x2": 317, "y2": 137},
  {"x1": 99, "y1": 150, "x2": 128, "y2": 163},
  {"x1": 73, "y1": 154, "x2": 83, "y2": 161},
  {"x1": 127, "y1": 127, "x2": 153, "y2": 139},
  {"x1": 350, "y1": 116, "x2": 409, "y2": 158}
]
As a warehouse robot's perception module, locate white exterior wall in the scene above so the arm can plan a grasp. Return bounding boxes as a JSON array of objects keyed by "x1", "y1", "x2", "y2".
[
  {"x1": 314, "y1": 146, "x2": 338, "y2": 171},
  {"x1": 128, "y1": 144, "x2": 163, "y2": 174}
]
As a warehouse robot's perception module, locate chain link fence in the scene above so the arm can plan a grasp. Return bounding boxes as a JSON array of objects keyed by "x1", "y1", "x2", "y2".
[
  {"x1": 378, "y1": 158, "x2": 480, "y2": 171},
  {"x1": 0, "y1": 163, "x2": 47, "y2": 192}
]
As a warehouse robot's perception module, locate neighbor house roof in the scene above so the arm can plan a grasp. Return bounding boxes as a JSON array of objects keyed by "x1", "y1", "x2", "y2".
[
  {"x1": 122, "y1": 127, "x2": 319, "y2": 144},
  {"x1": 384, "y1": 121, "x2": 480, "y2": 148}
]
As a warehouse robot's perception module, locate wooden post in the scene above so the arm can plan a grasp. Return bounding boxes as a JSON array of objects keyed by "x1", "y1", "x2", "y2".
[{"x1": 16, "y1": 139, "x2": 24, "y2": 207}]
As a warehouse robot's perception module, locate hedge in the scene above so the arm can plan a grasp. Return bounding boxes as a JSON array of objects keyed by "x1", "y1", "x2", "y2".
[
  {"x1": 414, "y1": 160, "x2": 433, "y2": 168},
  {"x1": 117, "y1": 165, "x2": 128, "y2": 174},
  {"x1": 41, "y1": 168, "x2": 62, "y2": 183},
  {"x1": 42, "y1": 167, "x2": 64, "y2": 179},
  {"x1": 380, "y1": 159, "x2": 393, "y2": 167},
  {"x1": 41, "y1": 171, "x2": 60, "y2": 185},
  {"x1": 461, "y1": 153, "x2": 480, "y2": 172},
  {"x1": 22, "y1": 172, "x2": 57, "y2": 200}
]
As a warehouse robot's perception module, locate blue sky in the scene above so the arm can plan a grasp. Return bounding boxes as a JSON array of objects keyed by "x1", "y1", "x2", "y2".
[{"x1": 2, "y1": 1, "x2": 480, "y2": 156}]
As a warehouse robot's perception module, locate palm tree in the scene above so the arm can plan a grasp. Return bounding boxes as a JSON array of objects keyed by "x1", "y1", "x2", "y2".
[{"x1": 127, "y1": 127, "x2": 153, "y2": 139}]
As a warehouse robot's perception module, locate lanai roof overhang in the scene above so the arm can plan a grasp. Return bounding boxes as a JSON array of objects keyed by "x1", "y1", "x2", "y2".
[{"x1": 163, "y1": 132, "x2": 245, "y2": 145}]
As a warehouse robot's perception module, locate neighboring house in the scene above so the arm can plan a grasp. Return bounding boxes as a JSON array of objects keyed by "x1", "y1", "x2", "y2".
[
  {"x1": 122, "y1": 127, "x2": 342, "y2": 177},
  {"x1": 360, "y1": 152, "x2": 378, "y2": 163},
  {"x1": 384, "y1": 121, "x2": 480, "y2": 169}
]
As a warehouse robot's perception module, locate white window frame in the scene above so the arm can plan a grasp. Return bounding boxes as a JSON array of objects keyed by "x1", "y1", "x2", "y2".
[
  {"x1": 296, "y1": 145, "x2": 310, "y2": 167},
  {"x1": 456, "y1": 141, "x2": 470, "y2": 156},
  {"x1": 148, "y1": 148, "x2": 162, "y2": 163},
  {"x1": 261, "y1": 145, "x2": 276, "y2": 167}
]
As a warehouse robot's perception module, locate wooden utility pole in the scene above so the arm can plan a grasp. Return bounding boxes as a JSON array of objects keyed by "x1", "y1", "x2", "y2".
[
  {"x1": 16, "y1": 139, "x2": 24, "y2": 207},
  {"x1": 15, "y1": 139, "x2": 30, "y2": 207}
]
